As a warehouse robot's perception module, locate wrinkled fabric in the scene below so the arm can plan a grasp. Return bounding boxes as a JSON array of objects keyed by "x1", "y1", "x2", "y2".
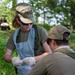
[{"x1": 13, "y1": 27, "x2": 35, "y2": 75}]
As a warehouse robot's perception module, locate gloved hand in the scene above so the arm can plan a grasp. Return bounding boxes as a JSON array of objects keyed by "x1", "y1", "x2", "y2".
[
  {"x1": 12, "y1": 57, "x2": 23, "y2": 67},
  {"x1": 22, "y1": 57, "x2": 36, "y2": 66}
]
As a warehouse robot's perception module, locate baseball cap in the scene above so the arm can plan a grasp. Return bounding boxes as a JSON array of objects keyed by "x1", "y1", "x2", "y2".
[
  {"x1": 16, "y1": 3, "x2": 33, "y2": 23},
  {"x1": 48, "y1": 25, "x2": 70, "y2": 40}
]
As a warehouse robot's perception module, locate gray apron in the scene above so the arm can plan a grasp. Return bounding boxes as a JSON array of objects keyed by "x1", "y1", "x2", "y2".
[{"x1": 13, "y1": 27, "x2": 35, "y2": 75}]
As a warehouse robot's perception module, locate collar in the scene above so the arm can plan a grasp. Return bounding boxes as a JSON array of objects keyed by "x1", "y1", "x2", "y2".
[{"x1": 55, "y1": 46, "x2": 74, "y2": 52}]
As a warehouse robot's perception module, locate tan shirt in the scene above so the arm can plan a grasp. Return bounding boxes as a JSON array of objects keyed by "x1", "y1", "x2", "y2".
[{"x1": 29, "y1": 50, "x2": 75, "y2": 75}]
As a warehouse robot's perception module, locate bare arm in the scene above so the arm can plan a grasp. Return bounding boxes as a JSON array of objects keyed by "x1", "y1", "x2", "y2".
[
  {"x1": 4, "y1": 48, "x2": 12, "y2": 63},
  {"x1": 34, "y1": 41, "x2": 52, "y2": 62}
]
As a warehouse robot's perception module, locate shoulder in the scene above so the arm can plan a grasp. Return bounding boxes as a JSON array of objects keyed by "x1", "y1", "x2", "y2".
[
  {"x1": 9, "y1": 28, "x2": 20, "y2": 40},
  {"x1": 36, "y1": 26, "x2": 47, "y2": 34},
  {"x1": 43, "y1": 52, "x2": 62, "y2": 61},
  {"x1": 33, "y1": 25, "x2": 46, "y2": 31},
  {"x1": 37, "y1": 26, "x2": 46, "y2": 30},
  {"x1": 43, "y1": 52, "x2": 70, "y2": 62},
  {"x1": 13, "y1": 28, "x2": 21, "y2": 36},
  {"x1": 32, "y1": 25, "x2": 48, "y2": 42}
]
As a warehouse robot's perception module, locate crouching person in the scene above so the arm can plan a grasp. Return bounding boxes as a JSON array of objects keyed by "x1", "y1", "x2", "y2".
[{"x1": 29, "y1": 25, "x2": 75, "y2": 75}]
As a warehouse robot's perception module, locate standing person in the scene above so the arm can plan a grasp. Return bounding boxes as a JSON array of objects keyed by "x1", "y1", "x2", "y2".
[
  {"x1": 29, "y1": 25, "x2": 75, "y2": 75},
  {"x1": 4, "y1": 3, "x2": 52, "y2": 75}
]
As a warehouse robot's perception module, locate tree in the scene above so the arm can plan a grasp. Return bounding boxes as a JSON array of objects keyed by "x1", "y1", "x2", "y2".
[
  {"x1": 70, "y1": 0, "x2": 75, "y2": 32},
  {"x1": 0, "y1": 0, "x2": 17, "y2": 28}
]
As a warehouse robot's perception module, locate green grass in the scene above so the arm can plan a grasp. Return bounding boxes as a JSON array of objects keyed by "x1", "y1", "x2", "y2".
[
  {"x1": 70, "y1": 33, "x2": 75, "y2": 50},
  {"x1": 0, "y1": 30, "x2": 75, "y2": 75},
  {"x1": 0, "y1": 30, "x2": 16, "y2": 75}
]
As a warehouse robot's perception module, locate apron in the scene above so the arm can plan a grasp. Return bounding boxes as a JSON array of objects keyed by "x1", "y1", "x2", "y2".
[{"x1": 13, "y1": 27, "x2": 35, "y2": 75}]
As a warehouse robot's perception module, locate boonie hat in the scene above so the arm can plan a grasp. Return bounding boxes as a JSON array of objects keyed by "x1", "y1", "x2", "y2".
[
  {"x1": 16, "y1": 3, "x2": 33, "y2": 23},
  {"x1": 48, "y1": 25, "x2": 70, "y2": 40}
]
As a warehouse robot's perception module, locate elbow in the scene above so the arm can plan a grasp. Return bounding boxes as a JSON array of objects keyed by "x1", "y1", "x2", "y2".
[{"x1": 3, "y1": 54, "x2": 12, "y2": 63}]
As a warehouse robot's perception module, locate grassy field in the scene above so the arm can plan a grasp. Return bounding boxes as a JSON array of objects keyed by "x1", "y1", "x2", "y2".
[
  {"x1": 0, "y1": 30, "x2": 75, "y2": 75},
  {"x1": 70, "y1": 33, "x2": 75, "y2": 50},
  {"x1": 0, "y1": 30, "x2": 16, "y2": 75}
]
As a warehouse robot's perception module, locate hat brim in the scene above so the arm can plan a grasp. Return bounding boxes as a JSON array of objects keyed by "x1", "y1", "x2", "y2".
[{"x1": 18, "y1": 14, "x2": 33, "y2": 23}]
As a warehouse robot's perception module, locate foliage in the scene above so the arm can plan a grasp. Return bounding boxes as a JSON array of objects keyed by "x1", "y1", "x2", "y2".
[
  {"x1": 0, "y1": 0, "x2": 75, "y2": 31},
  {"x1": 29, "y1": 0, "x2": 75, "y2": 32},
  {"x1": 0, "y1": 0, "x2": 75, "y2": 74},
  {"x1": 0, "y1": 30, "x2": 16, "y2": 75},
  {"x1": 70, "y1": 33, "x2": 75, "y2": 50},
  {"x1": 0, "y1": 27, "x2": 75, "y2": 75},
  {"x1": 0, "y1": 0, "x2": 17, "y2": 29},
  {"x1": 37, "y1": 23, "x2": 53, "y2": 31}
]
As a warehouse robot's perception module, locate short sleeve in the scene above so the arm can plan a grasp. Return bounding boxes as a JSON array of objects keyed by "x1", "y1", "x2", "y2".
[
  {"x1": 38, "y1": 26, "x2": 48, "y2": 44},
  {"x1": 6, "y1": 32, "x2": 16, "y2": 50}
]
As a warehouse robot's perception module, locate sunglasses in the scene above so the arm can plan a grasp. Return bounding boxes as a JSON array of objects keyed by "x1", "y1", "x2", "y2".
[{"x1": 20, "y1": 20, "x2": 32, "y2": 26}]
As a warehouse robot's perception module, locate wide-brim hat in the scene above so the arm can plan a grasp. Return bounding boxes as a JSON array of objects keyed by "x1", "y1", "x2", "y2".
[{"x1": 16, "y1": 3, "x2": 33, "y2": 23}]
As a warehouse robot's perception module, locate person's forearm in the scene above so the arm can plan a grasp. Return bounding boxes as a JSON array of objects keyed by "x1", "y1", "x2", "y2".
[
  {"x1": 4, "y1": 48, "x2": 13, "y2": 63},
  {"x1": 4, "y1": 55, "x2": 12, "y2": 63},
  {"x1": 34, "y1": 52, "x2": 49, "y2": 62}
]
